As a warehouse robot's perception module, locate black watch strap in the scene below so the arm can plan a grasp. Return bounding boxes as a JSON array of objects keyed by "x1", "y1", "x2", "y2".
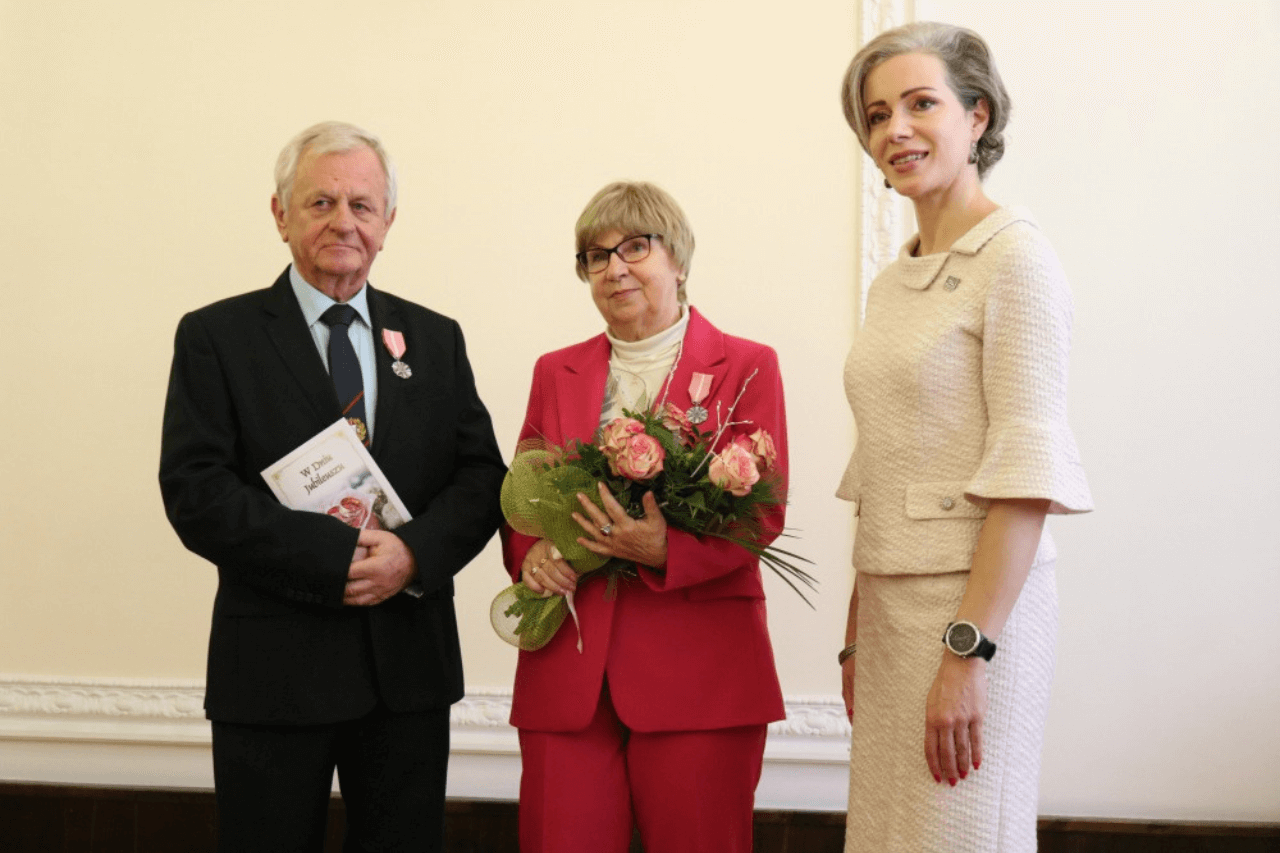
[{"x1": 969, "y1": 634, "x2": 997, "y2": 661}]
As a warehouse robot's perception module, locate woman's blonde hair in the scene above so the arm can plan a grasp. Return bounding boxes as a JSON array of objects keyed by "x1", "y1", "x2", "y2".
[{"x1": 574, "y1": 181, "x2": 695, "y2": 301}]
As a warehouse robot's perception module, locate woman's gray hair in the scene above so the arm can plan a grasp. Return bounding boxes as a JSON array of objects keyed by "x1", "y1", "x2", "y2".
[
  {"x1": 840, "y1": 22, "x2": 1011, "y2": 179},
  {"x1": 574, "y1": 181, "x2": 695, "y2": 302},
  {"x1": 273, "y1": 121, "x2": 398, "y2": 215}
]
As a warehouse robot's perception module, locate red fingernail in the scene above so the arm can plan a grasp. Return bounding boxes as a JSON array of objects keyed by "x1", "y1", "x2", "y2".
[
  {"x1": 973, "y1": 760, "x2": 981, "y2": 770},
  {"x1": 949, "y1": 778, "x2": 957, "y2": 787},
  {"x1": 959, "y1": 770, "x2": 968, "y2": 780},
  {"x1": 933, "y1": 774, "x2": 941, "y2": 783}
]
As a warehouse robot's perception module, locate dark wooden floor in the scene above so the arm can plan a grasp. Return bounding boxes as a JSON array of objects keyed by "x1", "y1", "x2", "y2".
[{"x1": 2, "y1": 784, "x2": 1277, "y2": 852}]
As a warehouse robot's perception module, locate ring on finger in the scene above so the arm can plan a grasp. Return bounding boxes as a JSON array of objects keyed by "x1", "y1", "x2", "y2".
[
  {"x1": 530, "y1": 565, "x2": 540, "y2": 575},
  {"x1": 599, "y1": 524, "x2": 613, "y2": 536}
]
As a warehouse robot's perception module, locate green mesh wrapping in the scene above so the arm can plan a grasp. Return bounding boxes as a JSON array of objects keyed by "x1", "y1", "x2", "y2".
[
  {"x1": 490, "y1": 583, "x2": 569, "y2": 651},
  {"x1": 492, "y1": 447, "x2": 610, "y2": 650}
]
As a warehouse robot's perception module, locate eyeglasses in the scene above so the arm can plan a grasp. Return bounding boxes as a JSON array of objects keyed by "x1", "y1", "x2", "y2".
[{"x1": 576, "y1": 234, "x2": 657, "y2": 274}]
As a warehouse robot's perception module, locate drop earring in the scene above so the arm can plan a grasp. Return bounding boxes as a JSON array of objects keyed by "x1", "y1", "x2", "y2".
[{"x1": 968, "y1": 141, "x2": 979, "y2": 165}]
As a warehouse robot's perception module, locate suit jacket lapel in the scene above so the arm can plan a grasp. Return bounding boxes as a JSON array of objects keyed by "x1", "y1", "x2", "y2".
[
  {"x1": 666, "y1": 307, "x2": 728, "y2": 418},
  {"x1": 555, "y1": 334, "x2": 611, "y2": 443},
  {"x1": 263, "y1": 270, "x2": 339, "y2": 424},
  {"x1": 552, "y1": 309, "x2": 728, "y2": 445},
  {"x1": 366, "y1": 285, "x2": 402, "y2": 458}
]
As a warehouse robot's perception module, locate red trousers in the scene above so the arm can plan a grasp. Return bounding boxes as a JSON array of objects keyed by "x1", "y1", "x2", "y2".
[{"x1": 517, "y1": 682, "x2": 767, "y2": 853}]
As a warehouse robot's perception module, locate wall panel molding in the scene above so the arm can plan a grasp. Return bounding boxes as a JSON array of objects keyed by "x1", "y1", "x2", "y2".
[
  {"x1": 0, "y1": 676, "x2": 852, "y2": 810},
  {"x1": 0, "y1": 675, "x2": 207, "y2": 745}
]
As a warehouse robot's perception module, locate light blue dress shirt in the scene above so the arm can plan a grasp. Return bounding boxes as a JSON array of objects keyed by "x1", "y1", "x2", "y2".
[{"x1": 289, "y1": 266, "x2": 379, "y2": 439}]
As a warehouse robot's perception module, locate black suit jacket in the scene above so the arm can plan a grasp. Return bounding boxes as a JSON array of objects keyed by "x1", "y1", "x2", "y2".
[{"x1": 160, "y1": 269, "x2": 506, "y2": 725}]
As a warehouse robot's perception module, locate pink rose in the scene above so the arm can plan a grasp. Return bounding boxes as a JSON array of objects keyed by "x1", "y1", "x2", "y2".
[
  {"x1": 660, "y1": 403, "x2": 696, "y2": 443},
  {"x1": 612, "y1": 433, "x2": 665, "y2": 481},
  {"x1": 325, "y1": 493, "x2": 383, "y2": 531},
  {"x1": 709, "y1": 442, "x2": 760, "y2": 496},
  {"x1": 599, "y1": 417, "x2": 645, "y2": 457},
  {"x1": 746, "y1": 429, "x2": 778, "y2": 471}
]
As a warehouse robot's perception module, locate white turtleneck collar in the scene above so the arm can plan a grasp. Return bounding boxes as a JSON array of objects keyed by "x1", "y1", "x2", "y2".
[{"x1": 599, "y1": 306, "x2": 690, "y2": 427}]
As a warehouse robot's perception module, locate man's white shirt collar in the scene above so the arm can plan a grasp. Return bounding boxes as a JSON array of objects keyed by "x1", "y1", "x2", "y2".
[{"x1": 289, "y1": 265, "x2": 373, "y2": 330}]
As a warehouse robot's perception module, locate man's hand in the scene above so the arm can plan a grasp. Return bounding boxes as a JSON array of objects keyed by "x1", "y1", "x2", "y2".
[{"x1": 344, "y1": 529, "x2": 417, "y2": 606}]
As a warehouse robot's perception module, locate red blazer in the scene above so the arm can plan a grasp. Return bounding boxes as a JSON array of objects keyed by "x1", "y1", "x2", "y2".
[{"x1": 502, "y1": 308, "x2": 787, "y2": 733}]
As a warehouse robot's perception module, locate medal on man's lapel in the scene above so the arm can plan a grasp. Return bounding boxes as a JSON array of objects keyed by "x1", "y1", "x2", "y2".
[
  {"x1": 686, "y1": 372, "x2": 713, "y2": 425},
  {"x1": 382, "y1": 329, "x2": 412, "y2": 378}
]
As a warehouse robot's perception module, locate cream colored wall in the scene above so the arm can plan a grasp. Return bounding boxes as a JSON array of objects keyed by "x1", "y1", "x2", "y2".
[
  {"x1": 0, "y1": 3, "x2": 856, "y2": 692},
  {"x1": 4, "y1": 0, "x2": 1279, "y2": 823}
]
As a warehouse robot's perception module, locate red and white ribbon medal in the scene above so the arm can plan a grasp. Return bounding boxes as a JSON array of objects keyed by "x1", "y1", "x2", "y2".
[
  {"x1": 686, "y1": 372, "x2": 713, "y2": 424},
  {"x1": 382, "y1": 329, "x2": 412, "y2": 379}
]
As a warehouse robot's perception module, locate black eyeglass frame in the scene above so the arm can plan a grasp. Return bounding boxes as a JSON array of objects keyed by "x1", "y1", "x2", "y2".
[{"x1": 575, "y1": 234, "x2": 659, "y2": 274}]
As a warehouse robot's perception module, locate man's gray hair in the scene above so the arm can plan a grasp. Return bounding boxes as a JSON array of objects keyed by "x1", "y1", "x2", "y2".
[{"x1": 273, "y1": 121, "x2": 398, "y2": 215}]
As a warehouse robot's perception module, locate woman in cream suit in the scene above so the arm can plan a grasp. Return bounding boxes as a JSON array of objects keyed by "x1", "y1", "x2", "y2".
[{"x1": 837, "y1": 23, "x2": 1092, "y2": 852}]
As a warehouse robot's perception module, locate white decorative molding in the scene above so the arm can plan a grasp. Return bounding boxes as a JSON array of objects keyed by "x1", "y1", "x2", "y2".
[
  {"x1": 0, "y1": 675, "x2": 206, "y2": 719},
  {"x1": 0, "y1": 677, "x2": 847, "y2": 750},
  {"x1": 0, "y1": 675, "x2": 209, "y2": 745},
  {"x1": 770, "y1": 695, "x2": 850, "y2": 740},
  {"x1": 857, "y1": 0, "x2": 912, "y2": 323},
  {"x1": 0, "y1": 676, "x2": 851, "y2": 809},
  {"x1": 860, "y1": 0, "x2": 910, "y2": 53},
  {"x1": 448, "y1": 685, "x2": 515, "y2": 731}
]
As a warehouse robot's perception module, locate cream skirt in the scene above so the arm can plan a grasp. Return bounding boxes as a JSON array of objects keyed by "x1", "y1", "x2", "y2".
[{"x1": 845, "y1": 562, "x2": 1057, "y2": 852}]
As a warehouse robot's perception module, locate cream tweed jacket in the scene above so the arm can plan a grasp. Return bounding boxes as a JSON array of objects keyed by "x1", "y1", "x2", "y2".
[{"x1": 838, "y1": 207, "x2": 1093, "y2": 577}]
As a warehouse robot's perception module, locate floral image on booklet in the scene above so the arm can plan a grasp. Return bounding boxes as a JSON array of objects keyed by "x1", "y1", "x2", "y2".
[{"x1": 261, "y1": 419, "x2": 411, "y2": 534}]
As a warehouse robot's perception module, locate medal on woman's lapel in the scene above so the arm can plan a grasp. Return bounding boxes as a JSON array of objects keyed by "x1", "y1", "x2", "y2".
[
  {"x1": 382, "y1": 329, "x2": 412, "y2": 378},
  {"x1": 686, "y1": 372, "x2": 713, "y2": 425}
]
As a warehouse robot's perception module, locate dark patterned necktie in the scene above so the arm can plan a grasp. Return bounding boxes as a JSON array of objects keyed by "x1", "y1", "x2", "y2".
[{"x1": 320, "y1": 304, "x2": 369, "y2": 445}]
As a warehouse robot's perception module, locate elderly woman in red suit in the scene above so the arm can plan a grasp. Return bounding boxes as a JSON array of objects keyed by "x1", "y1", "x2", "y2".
[{"x1": 501, "y1": 181, "x2": 788, "y2": 853}]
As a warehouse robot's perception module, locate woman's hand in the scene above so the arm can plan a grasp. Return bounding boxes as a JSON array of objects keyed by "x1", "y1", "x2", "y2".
[
  {"x1": 520, "y1": 538, "x2": 577, "y2": 597},
  {"x1": 920, "y1": 499, "x2": 1044, "y2": 784},
  {"x1": 841, "y1": 656, "x2": 856, "y2": 721},
  {"x1": 924, "y1": 654, "x2": 987, "y2": 786},
  {"x1": 573, "y1": 482, "x2": 668, "y2": 568},
  {"x1": 842, "y1": 584, "x2": 859, "y2": 721}
]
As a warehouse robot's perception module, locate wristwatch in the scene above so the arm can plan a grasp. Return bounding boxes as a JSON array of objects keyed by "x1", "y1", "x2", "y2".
[{"x1": 943, "y1": 620, "x2": 997, "y2": 661}]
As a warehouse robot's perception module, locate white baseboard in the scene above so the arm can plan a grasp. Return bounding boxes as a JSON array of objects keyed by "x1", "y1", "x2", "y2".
[{"x1": 0, "y1": 676, "x2": 850, "y2": 811}]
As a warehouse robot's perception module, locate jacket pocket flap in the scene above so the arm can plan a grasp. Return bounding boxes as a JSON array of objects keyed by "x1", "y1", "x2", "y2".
[{"x1": 905, "y1": 482, "x2": 986, "y2": 520}]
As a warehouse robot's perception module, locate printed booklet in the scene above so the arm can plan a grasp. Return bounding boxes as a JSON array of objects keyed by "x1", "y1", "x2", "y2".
[{"x1": 261, "y1": 418, "x2": 412, "y2": 537}]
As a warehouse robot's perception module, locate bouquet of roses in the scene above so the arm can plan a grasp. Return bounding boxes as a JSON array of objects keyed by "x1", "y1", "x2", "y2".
[{"x1": 491, "y1": 394, "x2": 814, "y2": 653}]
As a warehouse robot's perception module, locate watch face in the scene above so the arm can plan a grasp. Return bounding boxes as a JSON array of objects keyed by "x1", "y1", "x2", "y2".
[{"x1": 948, "y1": 623, "x2": 978, "y2": 655}]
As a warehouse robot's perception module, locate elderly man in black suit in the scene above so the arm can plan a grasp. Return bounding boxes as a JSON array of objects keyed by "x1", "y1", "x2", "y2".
[{"x1": 160, "y1": 121, "x2": 506, "y2": 853}]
